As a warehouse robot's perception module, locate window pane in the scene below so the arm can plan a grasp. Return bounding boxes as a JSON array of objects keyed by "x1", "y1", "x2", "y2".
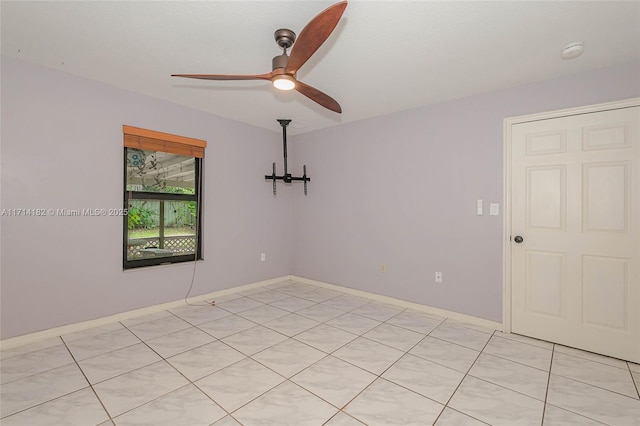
[
  {"x1": 126, "y1": 199, "x2": 197, "y2": 261},
  {"x1": 126, "y1": 148, "x2": 195, "y2": 194}
]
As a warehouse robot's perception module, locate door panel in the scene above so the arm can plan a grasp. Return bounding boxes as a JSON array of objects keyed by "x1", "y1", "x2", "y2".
[
  {"x1": 581, "y1": 255, "x2": 628, "y2": 330},
  {"x1": 527, "y1": 166, "x2": 566, "y2": 230},
  {"x1": 582, "y1": 122, "x2": 630, "y2": 151},
  {"x1": 526, "y1": 250, "x2": 565, "y2": 318},
  {"x1": 526, "y1": 130, "x2": 566, "y2": 155},
  {"x1": 583, "y1": 162, "x2": 629, "y2": 233},
  {"x1": 511, "y1": 106, "x2": 639, "y2": 362}
]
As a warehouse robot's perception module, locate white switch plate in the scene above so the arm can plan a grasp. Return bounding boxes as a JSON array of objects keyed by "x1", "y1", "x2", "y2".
[
  {"x1": 261, "y1": 253, "x2": 266, "y2": 262},
  {"x1": 476, "y1": 199, "x2": 483, "y2": 215},
  {"x1": 490, "y1": 203, "x2": 500, "y2": 216}
]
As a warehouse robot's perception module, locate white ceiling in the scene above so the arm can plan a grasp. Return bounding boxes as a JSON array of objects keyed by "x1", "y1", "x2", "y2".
[{"x1": 2, "y1": 1, "x2": 639, "y2": 134}]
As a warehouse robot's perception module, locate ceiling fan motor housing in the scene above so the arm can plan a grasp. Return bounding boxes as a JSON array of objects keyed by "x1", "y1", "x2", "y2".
[{"x1": 272, "y1": 53, "x2": 290, "y2": 71}]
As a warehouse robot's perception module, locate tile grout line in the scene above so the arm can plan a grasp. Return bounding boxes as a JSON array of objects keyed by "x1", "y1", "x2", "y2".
[
  {"x1": 174, "y1": 301, "x2": 348, "y2": 422},
  {"x1": 628, "y1": 362, "x2": 640, "y2": 399},
  {"x1": 112, "y1": 321, "x2": 213, "y2": 421},
  {"x1": 322, "y1": 411, "x2": 364, "y2": 426},
  {"x1": 119, "y1": 307, "x2": 285, "y2": 422},
  {"x1": 480, "y1": 350, "x2": 552, "y2": 374},
  {"x1": 315, "y1": 321, "x2": 418, "y2": 424},
  {"x1": 491, "y1": 333, "x2": 555, "y2": 352},
  {"x1": 61, "y1": 337, "x2": 115, "y2": 424},
  {"x1": 207, "y1": 302, "x2": 353, "y2": 423},
  {"x1": 549, "y1": 370, "x2": 640, "y2": 400},
  {"x1": 554, "y1": 347, "x2": 635, "y2": 371},
  {"x1": 0, "y1": 338, "x2": 102, "y2": 422},
  {"x1": 0, "y1": 337, "x2": 70, "y2": 387},
  {"x1": 540, "y1": 343, "x2": 555, "y2": 425},
  {"x1": 543, "y1": 347, "x2": 613, "y2": 425},
  {"x1": 268, "y1": 306, "x2": 430, "y2": 424},
  {"x1": 314, "y1": 312, "x2": 493, "y2": 424},
  {"x1": 432, "y1": 329, "x2": 496, "y2": 425},
  {"x1": 122, "y1": 317, "x2": 250, "y2": 424}
]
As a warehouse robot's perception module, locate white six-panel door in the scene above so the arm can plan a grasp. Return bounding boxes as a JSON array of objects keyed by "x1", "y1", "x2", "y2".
[{"x1": 510, "y1": 104, "x2": 639, "y2": 362}]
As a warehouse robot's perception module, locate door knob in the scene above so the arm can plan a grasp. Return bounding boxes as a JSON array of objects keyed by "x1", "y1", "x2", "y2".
[{"x1": 514, "y1": 236, "x2": 524, "y2": 244}]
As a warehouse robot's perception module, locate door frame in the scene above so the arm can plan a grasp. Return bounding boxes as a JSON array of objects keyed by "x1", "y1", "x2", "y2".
[{"x1": 502, "y1": 97, "x2": 640, "y2": 333}]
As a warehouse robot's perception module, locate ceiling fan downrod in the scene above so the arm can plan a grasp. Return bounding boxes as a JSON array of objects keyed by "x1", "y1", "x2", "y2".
[{"x1": 265, "y1": 119, "x2": 310, "y2": 195}]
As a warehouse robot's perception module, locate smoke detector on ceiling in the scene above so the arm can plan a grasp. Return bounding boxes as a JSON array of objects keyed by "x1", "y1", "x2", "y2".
[{"x1": 561, "y1": 42, "x2": 584, "y2": 60}]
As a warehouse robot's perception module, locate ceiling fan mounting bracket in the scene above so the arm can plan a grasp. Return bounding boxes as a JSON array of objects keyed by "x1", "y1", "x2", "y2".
[
  {"x1": 265, "y1": 119, "x2": 310, "y2": 196},
  {"x1": 274, "y1": 29, "x2": 296, "y2": 50}
]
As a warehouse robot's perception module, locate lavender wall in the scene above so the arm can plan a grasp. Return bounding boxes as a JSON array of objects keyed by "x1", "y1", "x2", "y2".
[
  {"x1": 2, "y1": 58, "x2": 638, "y2": 338},
  {"x1": 290, "y1": 61, "x2": 640, "y2": 322},
  {"x1": 1, "y1": 57, "x2": 292, "y2": 339}
]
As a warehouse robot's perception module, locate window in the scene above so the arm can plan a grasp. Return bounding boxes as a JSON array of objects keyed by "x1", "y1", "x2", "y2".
[{"x1": 123, "y1": 125, "x2": 206, "y2": 269}]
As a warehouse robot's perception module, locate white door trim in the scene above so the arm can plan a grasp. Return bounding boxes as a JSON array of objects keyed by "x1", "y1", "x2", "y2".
[{"x1": 502, "y1": 97, "x2": 640, "y2": 333}]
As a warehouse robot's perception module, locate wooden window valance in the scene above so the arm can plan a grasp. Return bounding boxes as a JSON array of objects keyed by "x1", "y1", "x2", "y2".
[{"x1": 123, "y1": 125, "x2": 207, "y2": 158}]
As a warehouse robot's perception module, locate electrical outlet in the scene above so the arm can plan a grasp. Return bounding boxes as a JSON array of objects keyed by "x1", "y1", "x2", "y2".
[
  {"x1": 261, "y1": 253, "x2": 266, "y2": 262},
  {"x1": 381, "y1": 264, "x2": 387, "y2": 273},
  {"x1": 435, "y1": 272, "x2": 443, "y2": 283}
]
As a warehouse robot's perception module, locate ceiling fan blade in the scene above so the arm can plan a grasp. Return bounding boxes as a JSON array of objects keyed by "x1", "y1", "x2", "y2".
[
  {"x1": 286, "y1": 1, "x2": 347, "y2": 74},
  {"x1": 295, "y1": 80, "x2": 342, "y2": 113},
  {"x1": 171, "y1": 72, "x2": 273, "y2": 81}
]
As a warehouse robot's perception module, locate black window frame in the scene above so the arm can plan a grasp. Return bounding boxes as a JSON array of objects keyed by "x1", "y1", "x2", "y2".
[{"x1": 123, "y1": 149, "x2": 203, "y2": 269}]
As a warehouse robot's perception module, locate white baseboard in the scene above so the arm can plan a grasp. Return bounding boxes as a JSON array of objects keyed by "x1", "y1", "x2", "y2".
[
  {"x1": 1, "y1": 274, "x2": 502, "y2": 350},
  {"x1": 291, "y1": 275, "x2": 503, "y2": 331},
  {"x1": 0, "y1": 275, "x2": 289, "y2": 350}
]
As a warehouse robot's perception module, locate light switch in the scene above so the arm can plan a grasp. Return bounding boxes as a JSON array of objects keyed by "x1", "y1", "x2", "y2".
[
  {"x1": 477, "y1": 199, "x2": 483, "y2": 215},
  {"x1": 490, "y1": 203, "x2": 500, "y2": 216}
]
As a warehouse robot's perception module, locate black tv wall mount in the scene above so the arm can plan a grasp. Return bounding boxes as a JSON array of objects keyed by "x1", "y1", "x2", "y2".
[{"x1": 265, "y1": 119, "x2": 310, "y2": 195}]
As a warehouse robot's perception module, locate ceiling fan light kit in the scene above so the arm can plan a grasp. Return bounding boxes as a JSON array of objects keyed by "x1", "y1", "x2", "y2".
[
  {"x1": 171, "y1": 1, "x2": 347, "y2": 113},
  {"x1": 273, "y1": 74, "x2": 296, "y2": 91},
  {"x1": 266, "y1": 119, "x2": 310, "y2": 196}
]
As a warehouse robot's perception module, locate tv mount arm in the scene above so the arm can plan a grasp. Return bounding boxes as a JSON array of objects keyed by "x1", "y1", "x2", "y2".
[{"x1": 265, "y1": 119, "x2": 310, "y2": 195}]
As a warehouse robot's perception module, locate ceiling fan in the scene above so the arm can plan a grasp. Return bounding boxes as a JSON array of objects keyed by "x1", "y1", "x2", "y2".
[{"x1": 171, "y1": 1, "x2": 347, "y2": 113}]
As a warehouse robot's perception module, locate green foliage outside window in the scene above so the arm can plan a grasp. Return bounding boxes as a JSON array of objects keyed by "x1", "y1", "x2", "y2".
[{"x1": 127, "y1": 205, "x2": 158, "y2": 229}]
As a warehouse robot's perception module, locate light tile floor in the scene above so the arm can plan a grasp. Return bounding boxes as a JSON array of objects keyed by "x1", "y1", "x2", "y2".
[{"x1": 1, "y1": 280, "x2": 639, "y2": 425}]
